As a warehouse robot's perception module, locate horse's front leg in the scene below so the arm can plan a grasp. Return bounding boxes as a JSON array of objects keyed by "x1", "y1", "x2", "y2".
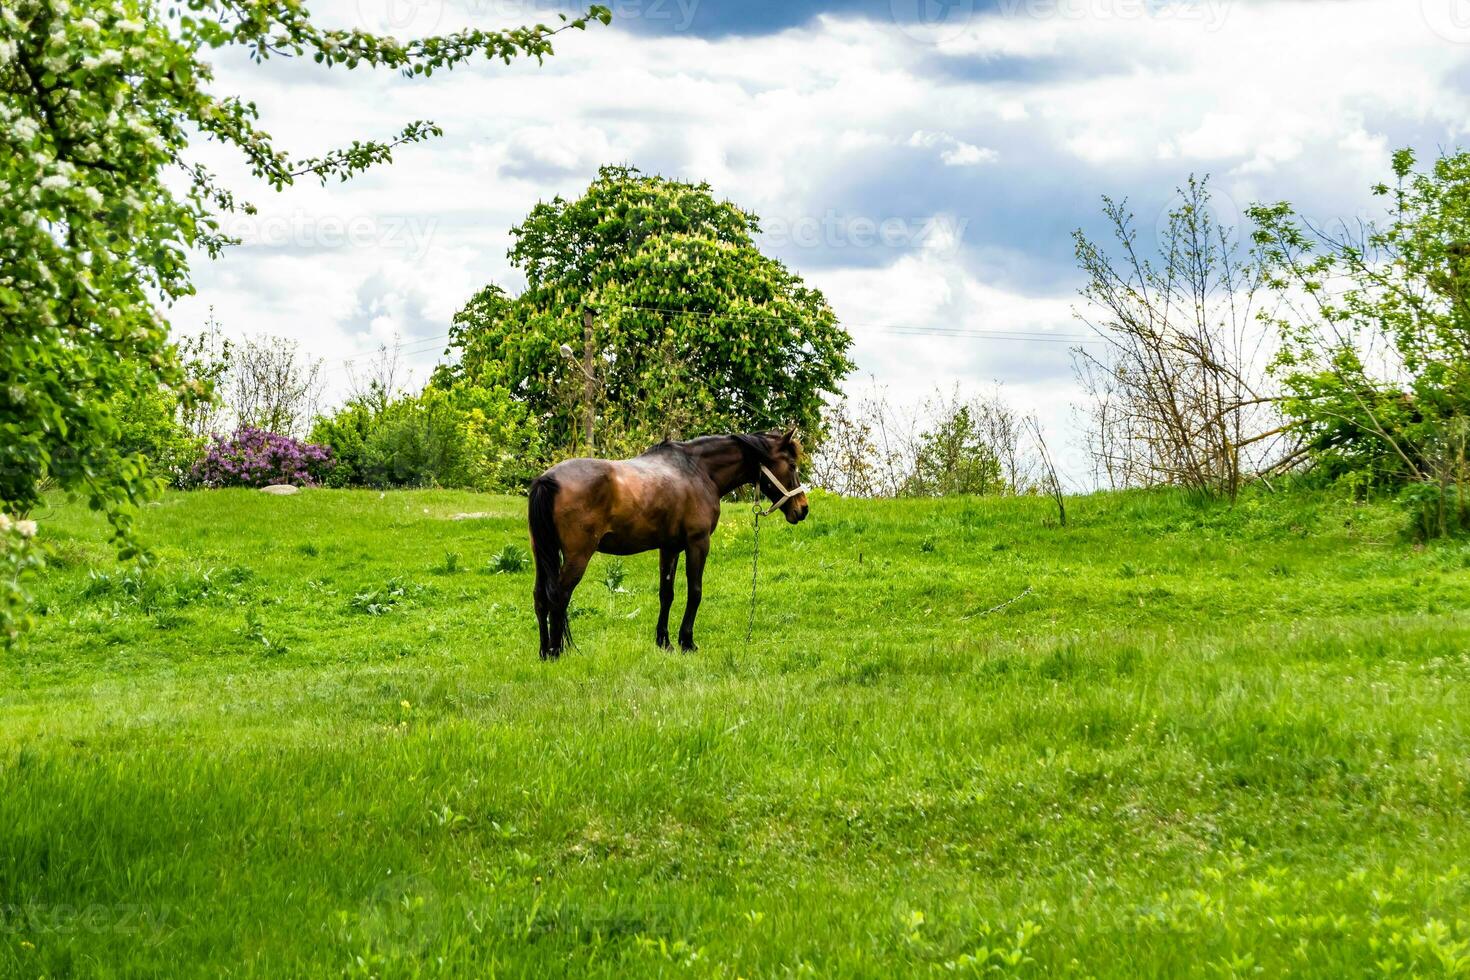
[
  {"x1": 656, "y1": 546, "x2": 680, "y2": 649},
  {"x1": 677, "y1": 533, "x2": 709, "y2": 652}
]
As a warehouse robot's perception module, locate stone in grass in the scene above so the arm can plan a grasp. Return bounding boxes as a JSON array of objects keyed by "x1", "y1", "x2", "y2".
[{"x1": 260, "y1": 484, "x2": 300, "y2": 496}]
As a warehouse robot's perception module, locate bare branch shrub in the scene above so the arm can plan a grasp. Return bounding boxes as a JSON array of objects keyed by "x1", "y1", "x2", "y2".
[
  {"x1": 812, "y1": 384, "x2": 1040, "y2": 497},
  {"x1": 175, "y1": 315, "x2": 233, "y2": 442},
  {"x1": 346, "y1": 338, "x2": 409, "y2": 409},
  {"x1": 225, "y1": 335, "x2": 324, "y2": 439},
  {"x1": 809, "y1": 385, "x2": 914, "y2": 496},
  {"x1": 1073, "y1": 177, "x2": 1288, "y2": 499},
  {"x1": 1028, "y1": 415, "x2": 1067, "y2": 526}
]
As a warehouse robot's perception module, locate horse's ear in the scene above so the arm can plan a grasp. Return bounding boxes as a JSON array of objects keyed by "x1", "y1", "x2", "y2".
[{"x1": 779, "y1": 426, "x2": 802, "y2": 459}]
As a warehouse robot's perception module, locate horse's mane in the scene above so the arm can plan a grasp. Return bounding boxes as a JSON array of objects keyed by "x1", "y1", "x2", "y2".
[
  {"x1": 644, "y1": 432, "x2": 790, "y2": 469},
  {"x1": 731, "y1": 432, "x2": 777, "y2": 462}
]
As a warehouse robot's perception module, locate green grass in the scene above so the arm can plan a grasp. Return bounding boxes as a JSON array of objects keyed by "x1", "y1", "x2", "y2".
[{"x1": 4, "y1": 487, "x2": 1470, "y2": 977}]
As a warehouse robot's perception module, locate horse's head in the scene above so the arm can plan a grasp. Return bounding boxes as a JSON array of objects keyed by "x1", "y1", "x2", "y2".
[{"x1": 760, "y1": 428, "x2": 809, "y2": 524}]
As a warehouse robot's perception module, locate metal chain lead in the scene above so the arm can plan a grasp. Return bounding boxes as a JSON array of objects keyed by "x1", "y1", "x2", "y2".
[
  {"x1": 746, "y1": 491, "x2": 762, "y2": 645},
  {"x1": 961, "y1": 585, "x2": 1033, "y2": 620}
]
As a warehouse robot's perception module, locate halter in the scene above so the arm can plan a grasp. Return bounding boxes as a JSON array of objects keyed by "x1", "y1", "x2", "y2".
[{"x1": 755, "y1": 463, "x2": 808, "y2": 517}]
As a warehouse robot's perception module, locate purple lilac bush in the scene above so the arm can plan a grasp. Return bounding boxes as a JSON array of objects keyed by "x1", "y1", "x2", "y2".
[{"x1": 193, "y1": 427, "x2": 334, "y2": 488}]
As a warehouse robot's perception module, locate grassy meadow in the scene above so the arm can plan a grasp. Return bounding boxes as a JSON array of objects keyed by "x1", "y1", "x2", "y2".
[{"x1": 3, "y1": 486, "x2": 1470, "y2": 977}]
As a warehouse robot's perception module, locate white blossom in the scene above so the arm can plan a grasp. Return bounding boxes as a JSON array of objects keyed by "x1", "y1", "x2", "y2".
[{"x1": 15, "y1": 521, "x2": 37, "y2": 539}]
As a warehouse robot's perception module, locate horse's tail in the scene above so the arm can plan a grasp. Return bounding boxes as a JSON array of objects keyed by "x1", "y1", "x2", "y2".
[{"x1": 528, "y1": 474, "x2": 572, "y2": 649}]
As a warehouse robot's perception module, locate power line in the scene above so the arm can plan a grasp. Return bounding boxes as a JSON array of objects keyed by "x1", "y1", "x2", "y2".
[
  {"x1": 325, "y1": 333, "x2": 452, "y2": 377},
  {"x1": 614, "y1": 303, "x2": 1099, "y2": 344},
  {"x1": 321, "y1": 303, "x2": 1098, "y2": 381},
  {"x1": 884, "y1": 328, "x2": 1096, "y2": 344}
]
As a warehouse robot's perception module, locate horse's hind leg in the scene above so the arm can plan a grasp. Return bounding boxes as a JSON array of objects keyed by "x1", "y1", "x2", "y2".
[
  {"x1": 656, "y1": 546, "x2": 680, "y2": 649},
  {"x1": 533, "y1": 582, "x2": 551, "y2": 660},
  {"x1": 548, "y1": 546, "x2": 593, "y2": 658}
]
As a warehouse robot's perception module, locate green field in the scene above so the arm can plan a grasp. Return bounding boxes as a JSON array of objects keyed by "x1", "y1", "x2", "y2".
[{"x1": 3, "y1": 487, "x2": 1469, "y2": 977}]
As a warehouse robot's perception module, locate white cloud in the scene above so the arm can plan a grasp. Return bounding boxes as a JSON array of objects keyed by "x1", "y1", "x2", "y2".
[
  {"x1": 908, "y1": 129, "x2": 999, "y2": 166},
  {"x1": 172, "y1": 0, "x2": 1470, "y2": 481}
]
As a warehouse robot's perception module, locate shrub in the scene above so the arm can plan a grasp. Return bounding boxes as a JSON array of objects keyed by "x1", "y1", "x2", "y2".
[
  {"x1": 109, "y1": 380, "x2": 207, "y2": 488},
  {"x1": 311, "y1": 399, "x2": 378, "y2": 489},
  {"x1": 193, "y1": 428, "x2": 334, "y2": 488},
  {"x1": 1253, "y1": 150, "x2": 1470, "y2": 535},
  {"x1": 311, "y1": 385, "x2": 542, "y2": 492},
  {"x1": 904, "y1": 404, "x2": 1006, "y2": 498}
]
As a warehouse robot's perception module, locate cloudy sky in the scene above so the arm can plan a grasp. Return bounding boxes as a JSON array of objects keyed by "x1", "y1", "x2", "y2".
[{"x1": 178, "y1": 0, "x2": 1470, "y2": 482}]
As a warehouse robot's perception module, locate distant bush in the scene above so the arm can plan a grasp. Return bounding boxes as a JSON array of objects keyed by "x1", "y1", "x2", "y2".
[
  {"x1": 193, "y1": 427, "x2": 334, "y2": 488},
  {"x1": 904, "y1": 403, "x2": 1006, "y2": 498},
  {"x1": 108, "y1": 380, "x2": 207, "y2": 488},
  {"x1": 311, "y1": 385, "x2": 542, "y2": 492},
  {"x1": 813, "y1": 386, "x2": 1037, "y2": 498}
]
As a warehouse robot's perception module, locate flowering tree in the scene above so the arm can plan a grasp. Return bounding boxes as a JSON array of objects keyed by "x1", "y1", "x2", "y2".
[
  {"x1": 193, "y1": 428, "x2": 333, "y2": 488},
  {"x1": 0, "y1": 516, "x2": 41, "y2": 646},
  {"x1": 443, "y1": 166, "x2": 854, "y2": 456},
  {"x1": 0, "y1": 0, "x2": 610, "y2": 640}
]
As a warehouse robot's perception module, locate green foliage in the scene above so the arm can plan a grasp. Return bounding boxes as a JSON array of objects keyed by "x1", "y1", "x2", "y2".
[
  {"x1": 0, "y1": 0, "x2": 607, "y2": 644},
  {"x1": 0, "y1": 516, "x2": 42, "y2": 647},
  {"x1": 441, "y1": 165, "x2": 855, "y2": 452},
  {"x1": 312, "y1": 385, "x2": 542, "y2": 491},
  {"x1": 349, "y1": 577, "x2": 426, "y2": 616},
  {"x1": 486, "y1": 543, "x2": 530, "y2": 574},
  {"x1": 106, "y1": 378, "x2": 208, "y2": 489},
  {"x1": 6, "y1": 486, "x2": 1470, "y2": 973},
  {"x1": 600, "y1": 557, "x2": 627, "y2": 596},
  {"x1": 903, "y1": 404, "x2": 1006, "y2": 497},
  {"x1": 1252, "y1": 148, "x2": 1470, "y2": 536}
]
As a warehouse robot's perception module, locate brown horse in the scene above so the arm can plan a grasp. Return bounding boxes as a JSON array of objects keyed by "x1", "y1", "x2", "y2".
[{"x1": 527, "y1": 429, "x2": 809, "y2": 659}]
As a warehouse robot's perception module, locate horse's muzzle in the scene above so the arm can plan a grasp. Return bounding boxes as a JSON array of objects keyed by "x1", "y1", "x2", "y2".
[{"x1": 785, "y1": 501, "x2": 809, "y2": 524}]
